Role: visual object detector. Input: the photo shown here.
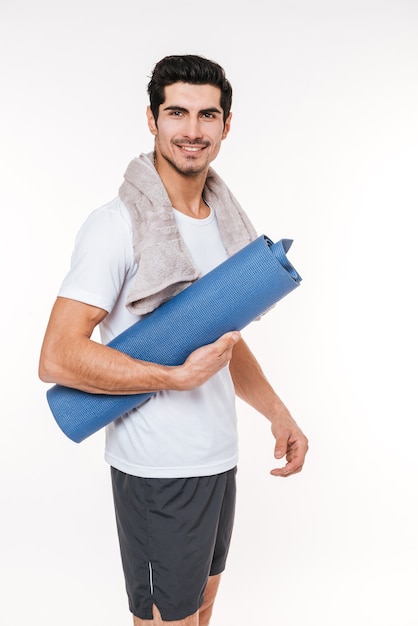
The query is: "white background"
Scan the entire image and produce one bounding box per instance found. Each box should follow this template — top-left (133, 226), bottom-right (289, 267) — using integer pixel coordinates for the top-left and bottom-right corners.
top-left (1, 1), bottom-right (417, 624)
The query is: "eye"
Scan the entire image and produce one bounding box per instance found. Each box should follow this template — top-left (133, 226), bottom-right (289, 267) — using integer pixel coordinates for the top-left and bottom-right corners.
top-left (201, 112), bottom-right (215, 119)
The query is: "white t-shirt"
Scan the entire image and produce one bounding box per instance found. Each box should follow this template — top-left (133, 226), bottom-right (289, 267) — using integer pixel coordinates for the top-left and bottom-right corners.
top-left (58, 196), bottom-right (239, 478)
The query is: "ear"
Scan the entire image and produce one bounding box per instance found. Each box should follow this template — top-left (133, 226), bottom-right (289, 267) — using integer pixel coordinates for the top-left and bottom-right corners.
top-left (222, 112), bottom-right (232, 140)
top-left (146, 106), bottom-right (158, 135)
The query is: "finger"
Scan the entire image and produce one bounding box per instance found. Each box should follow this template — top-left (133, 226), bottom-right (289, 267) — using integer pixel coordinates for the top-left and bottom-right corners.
top-left (270, 459), bottom-right (304, 477)
top-left (274, 437), bottom-right (289, 460)
top-left (270, 445), bottom-right (306, 477)
top-left (216, 331), bottom-right (241, 351)
top-left (222, 331), bottom-right (241, 344)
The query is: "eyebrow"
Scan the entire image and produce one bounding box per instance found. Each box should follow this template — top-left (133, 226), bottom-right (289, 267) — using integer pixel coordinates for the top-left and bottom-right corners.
top-left (163, 105), bottom-right (223, 115)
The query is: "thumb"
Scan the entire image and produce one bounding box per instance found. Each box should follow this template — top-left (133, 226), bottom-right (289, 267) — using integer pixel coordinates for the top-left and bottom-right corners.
top-left (274, 438), bottom-right (287, 459)
top-left (218, 331), bottom-right (241, 347)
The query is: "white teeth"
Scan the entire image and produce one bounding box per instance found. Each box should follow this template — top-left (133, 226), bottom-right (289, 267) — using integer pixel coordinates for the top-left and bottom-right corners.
top-left (182, 146), bottom-right (201, 151)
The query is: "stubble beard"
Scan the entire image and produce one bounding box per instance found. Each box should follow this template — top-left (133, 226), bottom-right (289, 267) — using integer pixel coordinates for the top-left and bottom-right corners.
top-left (158, 141), bottom-right (210, 178)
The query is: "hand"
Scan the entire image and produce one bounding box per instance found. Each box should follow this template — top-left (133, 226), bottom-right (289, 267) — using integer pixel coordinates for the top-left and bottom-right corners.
top-left (270, 408), bottom-right (309, 477)
top-left (176, 331), bottom-right (242, 390)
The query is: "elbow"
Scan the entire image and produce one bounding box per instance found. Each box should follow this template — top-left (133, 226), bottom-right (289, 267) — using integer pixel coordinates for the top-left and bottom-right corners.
top-left (38, 346), bottom-right (60, 383)
top-left (38, 359), bottom-right (53, 383)
top-left (38, 363), bottom-right (52, 383)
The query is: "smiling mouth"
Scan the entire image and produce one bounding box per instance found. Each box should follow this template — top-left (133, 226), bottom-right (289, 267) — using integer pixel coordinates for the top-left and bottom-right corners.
top-left (175, 143), bottom-right (208, 153)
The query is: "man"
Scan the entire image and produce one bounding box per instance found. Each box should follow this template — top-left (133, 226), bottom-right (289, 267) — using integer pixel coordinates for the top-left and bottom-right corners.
top-left (39, 55), bottom-right (308, 626)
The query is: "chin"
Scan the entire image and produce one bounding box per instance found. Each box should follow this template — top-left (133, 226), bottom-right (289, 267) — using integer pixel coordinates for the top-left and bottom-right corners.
top-left (175, 159), bottom-right (207, 176)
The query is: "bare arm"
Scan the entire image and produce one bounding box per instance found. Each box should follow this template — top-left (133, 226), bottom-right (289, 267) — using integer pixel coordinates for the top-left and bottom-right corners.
top-left (39, 296), bottom-right (241, 394)
top-left (229, 337), bottom-right (308, 477)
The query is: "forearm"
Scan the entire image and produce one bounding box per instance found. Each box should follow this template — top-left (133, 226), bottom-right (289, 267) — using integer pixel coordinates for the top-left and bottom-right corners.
top-left (229, 338), bottom-right (291, 422)
top-left (230, 337), bottom-right (309, 477)
top-left (39, 334), bottom-right (177, 395)
top-left (39, 297), bottom-right (240, 394)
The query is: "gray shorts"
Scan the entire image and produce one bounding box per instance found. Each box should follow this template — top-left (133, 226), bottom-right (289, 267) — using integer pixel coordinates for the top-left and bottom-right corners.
top-left (111, 466), bottom-right (237, 621)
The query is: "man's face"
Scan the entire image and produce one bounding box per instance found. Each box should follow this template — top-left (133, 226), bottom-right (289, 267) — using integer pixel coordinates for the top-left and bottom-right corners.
top-left (147, 82), bottom-right (231, 177)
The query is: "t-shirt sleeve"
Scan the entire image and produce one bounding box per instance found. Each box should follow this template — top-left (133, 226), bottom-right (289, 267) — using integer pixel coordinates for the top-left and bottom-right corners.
top-left (58, 202), bottom-right (134, 313)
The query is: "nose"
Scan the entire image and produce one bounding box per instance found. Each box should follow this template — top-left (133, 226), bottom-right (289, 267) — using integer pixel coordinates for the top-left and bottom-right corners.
top-left (182, 116), bottom-right (203, 141)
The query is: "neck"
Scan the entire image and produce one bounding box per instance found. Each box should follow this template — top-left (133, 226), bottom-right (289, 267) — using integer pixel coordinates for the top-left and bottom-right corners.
top-left (154, 153), bottom-right (209, 219)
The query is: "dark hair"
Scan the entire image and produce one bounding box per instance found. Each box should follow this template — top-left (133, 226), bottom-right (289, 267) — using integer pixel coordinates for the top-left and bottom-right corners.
top-left (147, 54), bottom-right (233, 124)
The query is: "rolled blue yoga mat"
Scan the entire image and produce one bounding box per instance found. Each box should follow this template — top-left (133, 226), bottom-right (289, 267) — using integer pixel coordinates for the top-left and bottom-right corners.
top-left (47, 235), bottom-right (302, 443)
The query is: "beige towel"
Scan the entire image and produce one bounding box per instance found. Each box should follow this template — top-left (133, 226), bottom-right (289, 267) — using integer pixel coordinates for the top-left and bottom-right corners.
top-left (119, 152), bottom-right (257, 315)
